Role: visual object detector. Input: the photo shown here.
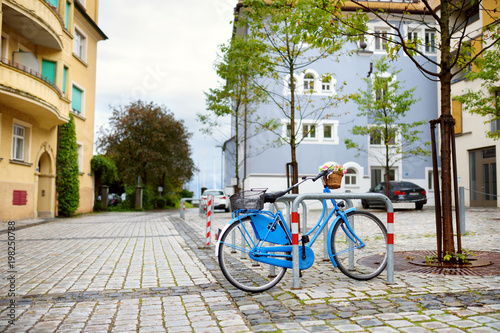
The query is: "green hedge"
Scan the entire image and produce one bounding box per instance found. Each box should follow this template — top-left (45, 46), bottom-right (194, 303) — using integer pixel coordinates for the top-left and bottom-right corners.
top-left (57, 114), bottom-right (80, 216)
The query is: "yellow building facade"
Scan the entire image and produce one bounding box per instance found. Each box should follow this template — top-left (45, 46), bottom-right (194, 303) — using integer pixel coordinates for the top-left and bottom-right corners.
top-left (449, 0), bottom-right (499, 207)
top-left (0, 0), bottom-right (106, 221)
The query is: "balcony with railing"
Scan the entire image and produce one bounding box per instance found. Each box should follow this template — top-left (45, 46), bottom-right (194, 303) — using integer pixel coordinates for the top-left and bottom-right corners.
top-left (2, 0), bottom-right (64, 50)
top-left (0, 56), bottom-right (69, 129)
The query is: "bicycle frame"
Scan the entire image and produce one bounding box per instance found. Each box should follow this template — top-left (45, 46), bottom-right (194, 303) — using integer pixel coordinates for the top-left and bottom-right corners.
top-left (215, 186), bottom-right (367, 270)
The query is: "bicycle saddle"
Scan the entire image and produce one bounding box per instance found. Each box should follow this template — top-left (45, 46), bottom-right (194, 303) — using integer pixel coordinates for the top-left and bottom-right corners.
top-left (264, 191), bottom-right (288, 203)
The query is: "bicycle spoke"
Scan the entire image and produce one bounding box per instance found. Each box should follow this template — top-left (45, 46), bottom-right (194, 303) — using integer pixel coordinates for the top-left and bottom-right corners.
top-left (218, 218), bottom-right (287, 292)
top-left (331, 211), bottom-right (387, 280)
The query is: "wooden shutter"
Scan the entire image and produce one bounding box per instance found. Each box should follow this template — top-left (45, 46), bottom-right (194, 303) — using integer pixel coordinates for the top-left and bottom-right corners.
top-left (72, 85), bottom-right (83, 113)
top-left (41, 60), bottom-right (56, 84)
top-left (13, 190), bottom-right (27, 206)
top-left (452, 99), bottom-right (462, 134)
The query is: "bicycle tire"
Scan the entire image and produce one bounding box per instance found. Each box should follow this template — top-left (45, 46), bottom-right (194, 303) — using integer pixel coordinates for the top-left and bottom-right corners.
top-left (218, 217), bottom-right (287, 292)
top-left (331, 210), bottom-right (387, 280)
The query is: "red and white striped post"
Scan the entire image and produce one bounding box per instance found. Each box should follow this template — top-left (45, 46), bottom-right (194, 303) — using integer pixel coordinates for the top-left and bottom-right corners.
top-left (206, 195), bottom-right (213, 246)
top-left (387, 210), bottom-right (394, 284)
top-left (291, 211), bottom-right (301, 289)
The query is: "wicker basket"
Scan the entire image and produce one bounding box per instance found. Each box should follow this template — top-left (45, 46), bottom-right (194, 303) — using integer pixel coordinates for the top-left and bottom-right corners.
top-left (230, 190), bottom-right (266, 211)
top-left (322, 170), bottom-right (344, 189)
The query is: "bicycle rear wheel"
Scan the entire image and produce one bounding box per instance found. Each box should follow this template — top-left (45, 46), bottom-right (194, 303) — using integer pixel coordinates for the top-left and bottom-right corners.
top-left (218, 217), bottom-right (287, 292)
top-left (331, 211), bottom-right (387, 280)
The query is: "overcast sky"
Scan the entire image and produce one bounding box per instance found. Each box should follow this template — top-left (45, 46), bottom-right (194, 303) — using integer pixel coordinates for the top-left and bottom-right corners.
top-left (94, 0), bottom-right (236, 195)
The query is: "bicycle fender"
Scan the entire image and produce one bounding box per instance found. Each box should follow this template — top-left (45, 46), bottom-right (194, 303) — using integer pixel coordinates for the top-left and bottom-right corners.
top-left (327, 207), bottom-right (357, 267)
top-left (215, 213), bottom-right (256, 257)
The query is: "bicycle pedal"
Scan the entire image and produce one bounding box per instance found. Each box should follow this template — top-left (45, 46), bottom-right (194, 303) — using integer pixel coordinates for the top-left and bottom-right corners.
top-left (302, 235), bottom-right (310, 244)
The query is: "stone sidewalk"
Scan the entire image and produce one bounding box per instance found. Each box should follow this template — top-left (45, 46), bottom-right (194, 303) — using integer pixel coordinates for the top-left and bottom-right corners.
top-left (0, 207), bottom-right (498, 332)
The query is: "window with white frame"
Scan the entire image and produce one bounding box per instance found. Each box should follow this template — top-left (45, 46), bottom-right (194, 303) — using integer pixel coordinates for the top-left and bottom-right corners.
top-left (12, 124), bottom-right (25, 161)
top-left (12, 122), bottom-right (31, 162)
top-left (428, 169), bottom-right (441, 191)
top-left (404, 25), bottom-right (437, 55)
top-left (304, 73), bottom-right (315, 91)
top-left (282, 120), bottom-right (339, 144)
top-left (284, 72), bottom-right (335, 95)
top-left (375, 76), bottom-right (391, 101)
top-left (286, 123), bottom-right (293, 138)
top-left (425, 29), bottom-right (436, 53)
top-left (344, 168), bottom-right (358, 186)
top-left (370, 126), bottom-right (397, 145)
top-left (323, 124), bottom-right (332, 139)
top-left (72, 84), bottom-right (84, 115)
top-left (371, 167), bottom-right (396, 188)
top-left (407, 30), bottom-right (420, 50)
top-left (374, 28), bottom-right (390, 51)
top-left (73, 27), bottom-right (87, 61)
top-left (321, 75), bottom-right (332, 93)
top-left (302, 124), bottom-right (316, 139)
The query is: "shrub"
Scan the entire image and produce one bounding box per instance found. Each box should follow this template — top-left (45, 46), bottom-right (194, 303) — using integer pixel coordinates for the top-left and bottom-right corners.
top-left (93, 200), bottom-right (103, 212)
top-left (57, 113), bottom-right (80, 216)
top-left (154, 196), bottom-right (166, 209)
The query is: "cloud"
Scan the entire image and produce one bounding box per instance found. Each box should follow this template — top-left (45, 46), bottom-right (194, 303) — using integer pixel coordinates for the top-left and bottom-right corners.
top-left (95, 1), bottom-right (236, 193)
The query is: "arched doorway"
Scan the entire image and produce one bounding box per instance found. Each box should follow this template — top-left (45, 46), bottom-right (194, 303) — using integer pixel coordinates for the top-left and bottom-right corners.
top-left (37, 151), bottom-right (55, 218)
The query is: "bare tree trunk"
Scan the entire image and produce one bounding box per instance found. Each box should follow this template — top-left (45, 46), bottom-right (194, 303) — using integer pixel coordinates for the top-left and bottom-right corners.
top-left (234, 106), bottom-right (240, 193)
top-left (385, 126), bottom-right (391, 198)
top-left (289, 66), bottom-right (299, 194)
top-left (439, 0), bottom-right (456, 256)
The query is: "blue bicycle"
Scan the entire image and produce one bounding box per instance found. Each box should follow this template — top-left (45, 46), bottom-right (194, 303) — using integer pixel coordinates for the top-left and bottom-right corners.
top-left (216, 169), bottom-right (388, 292)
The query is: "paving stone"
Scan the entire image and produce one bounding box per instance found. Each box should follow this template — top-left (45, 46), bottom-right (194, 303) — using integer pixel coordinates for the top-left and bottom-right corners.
top-left (4, 210), bottom-right (500, 333)
top-left (399, 327), bottom-right (432, 333)
top-left (420, 321), bottom-right (449, 329)
top-left (331, 323), bottom-right (365, 331)
top-left (386, 320), bottom-right (414, 328)
top-left (367, 327), bottom-right (399, 332)
top-left (469, 327), bottom-right (500, 333)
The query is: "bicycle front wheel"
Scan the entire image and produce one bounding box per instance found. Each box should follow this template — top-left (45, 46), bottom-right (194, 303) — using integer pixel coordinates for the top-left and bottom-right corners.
top-left (331, 211), bottom-right (387, 280)
top-left (218, 217), bottom-right (287, 292)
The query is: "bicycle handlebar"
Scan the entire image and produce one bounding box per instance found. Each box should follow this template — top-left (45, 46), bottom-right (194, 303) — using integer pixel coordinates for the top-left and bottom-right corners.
top-left (313, 169), bottom-right (328, 182)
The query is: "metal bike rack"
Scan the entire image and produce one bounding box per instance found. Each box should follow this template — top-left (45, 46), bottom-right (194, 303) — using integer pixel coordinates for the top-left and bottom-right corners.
top-left (179, 198), bottom-right (203, 219)
top-left (276, 195), bottom-right (354, 260)
top-left (290, 193), bottom-right (395, 289)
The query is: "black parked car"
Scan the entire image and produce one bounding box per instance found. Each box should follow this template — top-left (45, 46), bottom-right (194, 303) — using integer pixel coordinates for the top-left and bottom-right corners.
top-left (362, 181), bottom-right (427, 210)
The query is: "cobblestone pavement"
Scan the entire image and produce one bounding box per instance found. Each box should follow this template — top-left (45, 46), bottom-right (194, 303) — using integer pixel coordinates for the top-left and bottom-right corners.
top-left (0, 206), bottom-right (498, 332)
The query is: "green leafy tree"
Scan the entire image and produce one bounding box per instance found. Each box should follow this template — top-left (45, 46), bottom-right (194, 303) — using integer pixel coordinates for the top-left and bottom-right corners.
top-left (314, 0), bottom-right (500, 261)
top-left (456, 41), bottom-right (500, 140)
top-left (234, 0), bottom-right (354, 192)
top-left (57, 113), bottom-right (80, 216)
top-left (345, 58), bottom-right (430, 196)
top-left (97, 100), bottom-right (196, 193)
top-left (91, 154), bottom-right (118, 200)
top-left (200, 36), bottom-right (270, 191)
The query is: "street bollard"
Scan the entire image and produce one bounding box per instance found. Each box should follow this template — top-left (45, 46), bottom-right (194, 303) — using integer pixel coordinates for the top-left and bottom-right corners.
top-left (205, 195), bottom-right (213, 246)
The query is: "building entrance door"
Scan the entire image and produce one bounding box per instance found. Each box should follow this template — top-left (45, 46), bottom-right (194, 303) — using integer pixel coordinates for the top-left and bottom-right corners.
top-left (469, 147), bottom-right (497, 207)
top-left (370, 167), bottom-right (396, 189)
top-left (37, 152), bottom-right (54, 217)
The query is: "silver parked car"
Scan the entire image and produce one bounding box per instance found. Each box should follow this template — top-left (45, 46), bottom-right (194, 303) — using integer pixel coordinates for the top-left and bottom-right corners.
top-left (201, 189), bottom-right (230, 212)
